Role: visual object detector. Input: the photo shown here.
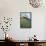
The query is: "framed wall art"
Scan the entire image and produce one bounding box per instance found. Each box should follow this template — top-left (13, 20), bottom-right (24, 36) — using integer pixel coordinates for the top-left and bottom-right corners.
top-left (20, 12), bottom-right (32, 28)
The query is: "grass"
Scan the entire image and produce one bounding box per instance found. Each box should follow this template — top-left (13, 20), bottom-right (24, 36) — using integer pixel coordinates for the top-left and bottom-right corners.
top-left (20, 17), bottom-right (31, 28)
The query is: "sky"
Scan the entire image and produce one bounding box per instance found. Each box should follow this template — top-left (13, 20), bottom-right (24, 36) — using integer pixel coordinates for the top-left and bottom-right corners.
top-left (21, 12), bottom-right (32, 19)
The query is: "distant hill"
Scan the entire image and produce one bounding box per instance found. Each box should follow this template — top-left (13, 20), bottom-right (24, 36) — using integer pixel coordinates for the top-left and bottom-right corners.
top-left (20, 17), bottom-right (31, 28)
top-left (20, 14), bottom-right (31, 20)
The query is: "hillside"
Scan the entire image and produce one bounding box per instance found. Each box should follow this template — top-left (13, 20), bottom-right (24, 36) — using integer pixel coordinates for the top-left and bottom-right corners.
top-left (20, 17), bottom-right (31, 28)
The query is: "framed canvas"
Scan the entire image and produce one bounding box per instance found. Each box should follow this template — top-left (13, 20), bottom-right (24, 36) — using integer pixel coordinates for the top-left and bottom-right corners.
top-left (20, 12), bottom-right (32, 28)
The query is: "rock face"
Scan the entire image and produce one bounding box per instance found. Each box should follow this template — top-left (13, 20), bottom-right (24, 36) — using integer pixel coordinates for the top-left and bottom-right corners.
top-left (29, 0), bottom-right (43, 8)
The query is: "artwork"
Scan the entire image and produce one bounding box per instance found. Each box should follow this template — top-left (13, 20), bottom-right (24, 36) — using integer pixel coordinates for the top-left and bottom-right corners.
top-left (0, 17), bottom-right (12, 39)
top-left (29, 0), bottom-right (44, 8)
top-left (20, 12), bottom-right (32, 28)
top-left (1, 17), bottom-right (12, 32)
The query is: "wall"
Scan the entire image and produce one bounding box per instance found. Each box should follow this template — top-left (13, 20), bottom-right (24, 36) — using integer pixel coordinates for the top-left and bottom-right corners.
top-left (44, 15), bottom-right (46, 40)
top-left (0, 0), bottom-right (46, 40)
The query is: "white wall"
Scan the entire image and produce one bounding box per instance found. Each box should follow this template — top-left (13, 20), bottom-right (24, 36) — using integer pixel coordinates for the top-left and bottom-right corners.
top-left (44, 15), bottom-right (46, 40)
top-left (0, 0), bottom-right (46, 40)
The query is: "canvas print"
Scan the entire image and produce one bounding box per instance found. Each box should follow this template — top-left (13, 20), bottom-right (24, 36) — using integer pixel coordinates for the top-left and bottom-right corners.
top-left (20, 12), bottom-right (32, 28)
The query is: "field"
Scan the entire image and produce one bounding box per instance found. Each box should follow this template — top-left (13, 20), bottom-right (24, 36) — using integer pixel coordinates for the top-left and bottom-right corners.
top-left (20, 17), bottom-right (31, 28)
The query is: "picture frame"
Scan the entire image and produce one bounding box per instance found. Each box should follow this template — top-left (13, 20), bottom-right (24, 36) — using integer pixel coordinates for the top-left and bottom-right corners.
top-left (20, 12), bottom-right (32, 28)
